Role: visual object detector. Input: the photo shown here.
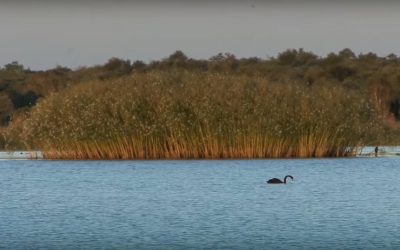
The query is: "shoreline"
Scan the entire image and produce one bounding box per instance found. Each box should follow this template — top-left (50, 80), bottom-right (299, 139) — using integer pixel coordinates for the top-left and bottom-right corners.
top-left (1, 147), bottom-right (399, 160)
top-left (0, 151), bottom-right (43, 160)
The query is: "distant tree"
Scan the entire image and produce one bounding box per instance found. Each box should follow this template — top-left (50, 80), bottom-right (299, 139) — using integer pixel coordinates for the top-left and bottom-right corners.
top-left (167, 51), bottom-right (188, 63)
top-left (338, 48), bottom-right (356, 60)
top-left (99, 58), bottom-right (132, 79)
top-left (358, 52), bottom-right (379, 63)
top-left (209, 53), bottom-right (226, 62)
top-left (104, 58), bottom-right (131, 72)
top-left (325, 53), bottom-right (341, 65)
top-left (4, 61), bottom-right (24, 73)
top-left (52, 66), bottom-right (72, 75)
top-left (277, 49), bottom-right (318, 66)
top-left (209, 53), bottom-right (239, 71)
top-left (386, 53), bottom-right (398, 61)
top-left (132, 60), bottom-right (147, 71)
top-left (296, 49), bottom-right (319, 65)
top-left (277, 49), bottom-right (298, 65)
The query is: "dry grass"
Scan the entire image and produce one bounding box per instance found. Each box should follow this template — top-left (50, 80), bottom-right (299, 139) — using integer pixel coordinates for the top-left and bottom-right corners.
top-left (19, 71), bottom-right (381, 159)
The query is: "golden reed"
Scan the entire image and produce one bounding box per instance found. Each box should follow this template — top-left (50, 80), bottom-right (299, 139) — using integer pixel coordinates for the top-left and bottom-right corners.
top-left (42, 134), bottom-right (357, 160)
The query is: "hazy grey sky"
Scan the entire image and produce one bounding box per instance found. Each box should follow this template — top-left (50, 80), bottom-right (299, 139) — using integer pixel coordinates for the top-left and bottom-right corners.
top-left (1, 1), bottom-right (400, 70)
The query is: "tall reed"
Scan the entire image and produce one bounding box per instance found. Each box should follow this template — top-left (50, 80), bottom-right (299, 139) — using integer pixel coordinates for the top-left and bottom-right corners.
top-left (21, 71), bottom-right (381, 159)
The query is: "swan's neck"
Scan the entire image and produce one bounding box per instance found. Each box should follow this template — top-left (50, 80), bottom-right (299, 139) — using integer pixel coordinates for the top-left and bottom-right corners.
top-left (284, 176), bottom-right (291, 183)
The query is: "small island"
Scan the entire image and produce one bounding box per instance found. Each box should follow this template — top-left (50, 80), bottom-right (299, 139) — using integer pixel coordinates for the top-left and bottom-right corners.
top-left (1, 49), bottom-right (399, 159)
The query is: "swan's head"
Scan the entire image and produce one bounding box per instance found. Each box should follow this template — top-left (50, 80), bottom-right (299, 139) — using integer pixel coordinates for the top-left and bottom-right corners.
top-left (285, 175), bottom-right (294, 181)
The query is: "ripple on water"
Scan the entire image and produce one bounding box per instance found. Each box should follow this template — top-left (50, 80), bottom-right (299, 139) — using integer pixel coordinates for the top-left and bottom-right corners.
top-left (1, 158), bottom-right (400, 249)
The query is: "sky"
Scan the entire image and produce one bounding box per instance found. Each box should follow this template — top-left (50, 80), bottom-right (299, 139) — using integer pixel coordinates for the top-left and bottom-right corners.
top-left (1, 0), bottom-right (400, 70)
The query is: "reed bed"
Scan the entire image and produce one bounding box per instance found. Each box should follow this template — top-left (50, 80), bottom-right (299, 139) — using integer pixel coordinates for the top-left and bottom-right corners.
top-left (20, 71), bottom-right (381, 159)
top-left (42, 135), bottom-right (356, 160)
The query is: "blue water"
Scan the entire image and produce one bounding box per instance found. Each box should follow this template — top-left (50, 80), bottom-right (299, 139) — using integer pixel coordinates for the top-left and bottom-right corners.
top-left (1, 158), bottom-right (400, 249)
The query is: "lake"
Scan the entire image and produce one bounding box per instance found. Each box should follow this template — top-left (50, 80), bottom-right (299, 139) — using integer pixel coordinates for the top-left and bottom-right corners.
top-left (1, 158), bottom-right (400, 249)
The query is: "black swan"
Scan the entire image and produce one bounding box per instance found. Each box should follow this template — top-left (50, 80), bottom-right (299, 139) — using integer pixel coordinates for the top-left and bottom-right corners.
top-left (267, 175), bottom-right (294, 184)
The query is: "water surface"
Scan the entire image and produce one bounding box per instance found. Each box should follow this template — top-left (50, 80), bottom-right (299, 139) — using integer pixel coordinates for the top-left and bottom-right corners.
top-left (1, 158), bottom-right (399, 249)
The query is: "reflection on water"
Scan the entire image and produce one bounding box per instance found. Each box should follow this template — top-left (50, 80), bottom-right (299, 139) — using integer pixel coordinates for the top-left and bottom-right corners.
top-left (1, 158), bottom-right (400, 249)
